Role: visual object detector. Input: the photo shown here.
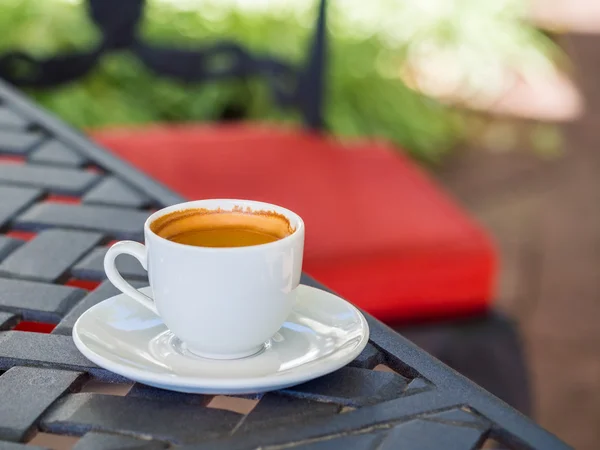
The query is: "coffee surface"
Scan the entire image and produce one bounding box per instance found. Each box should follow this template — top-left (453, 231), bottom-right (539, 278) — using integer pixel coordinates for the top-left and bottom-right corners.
top-left (150, 206), bottom-right (294, 248)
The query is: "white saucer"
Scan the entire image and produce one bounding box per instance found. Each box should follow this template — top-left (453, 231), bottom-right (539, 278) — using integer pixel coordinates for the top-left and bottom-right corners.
top-left (73, 285), bottom-right (369, 394)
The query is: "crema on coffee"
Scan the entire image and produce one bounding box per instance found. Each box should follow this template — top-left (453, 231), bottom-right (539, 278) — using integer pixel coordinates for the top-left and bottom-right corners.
top-left (150, 206), bottom-right (295, 248)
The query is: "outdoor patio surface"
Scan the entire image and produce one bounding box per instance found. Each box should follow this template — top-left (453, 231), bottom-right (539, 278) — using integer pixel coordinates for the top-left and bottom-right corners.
top-left (437, 33), bottom-right (600, 450)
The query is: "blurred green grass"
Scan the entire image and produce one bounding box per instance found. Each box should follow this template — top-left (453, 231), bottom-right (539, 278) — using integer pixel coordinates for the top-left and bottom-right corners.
top-left (0, 0), bottom-right (558, 163)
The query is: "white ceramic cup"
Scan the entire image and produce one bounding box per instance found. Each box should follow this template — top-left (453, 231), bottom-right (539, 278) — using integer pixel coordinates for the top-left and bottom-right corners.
top-left (104, 199), bottom-right (305, 360)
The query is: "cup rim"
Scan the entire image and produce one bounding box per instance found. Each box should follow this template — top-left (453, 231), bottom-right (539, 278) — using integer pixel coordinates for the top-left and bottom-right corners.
top-left (144, 198), bottom-right (304, 252)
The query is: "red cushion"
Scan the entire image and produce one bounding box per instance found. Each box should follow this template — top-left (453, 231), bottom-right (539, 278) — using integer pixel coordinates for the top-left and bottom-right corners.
top-left (93, 124), bottom-right (496, 323)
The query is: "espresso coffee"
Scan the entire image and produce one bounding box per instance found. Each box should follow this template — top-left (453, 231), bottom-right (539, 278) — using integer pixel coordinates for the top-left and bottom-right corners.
top-left (150, 206), bottom-right (294, 248)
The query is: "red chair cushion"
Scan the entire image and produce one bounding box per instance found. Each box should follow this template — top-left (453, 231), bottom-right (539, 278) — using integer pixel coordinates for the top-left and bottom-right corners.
top-left (93, 124), bottom-right (496, 323)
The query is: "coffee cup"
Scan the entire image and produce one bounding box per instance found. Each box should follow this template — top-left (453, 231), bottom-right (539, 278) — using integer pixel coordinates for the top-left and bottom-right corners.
top-left (104, 199), bottom-right (305, 359)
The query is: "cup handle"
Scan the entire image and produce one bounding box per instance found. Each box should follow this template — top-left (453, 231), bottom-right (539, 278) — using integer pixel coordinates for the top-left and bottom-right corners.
top-left (104, 241), bottom-right (158, 315)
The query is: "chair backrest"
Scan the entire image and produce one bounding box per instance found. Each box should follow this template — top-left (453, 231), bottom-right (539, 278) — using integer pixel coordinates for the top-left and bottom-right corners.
top-left (0, 0), bottom-right (327, 131)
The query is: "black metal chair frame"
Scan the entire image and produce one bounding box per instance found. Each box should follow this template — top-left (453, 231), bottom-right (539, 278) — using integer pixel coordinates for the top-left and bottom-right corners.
top-left (0, 0), bottom-right (327, 131)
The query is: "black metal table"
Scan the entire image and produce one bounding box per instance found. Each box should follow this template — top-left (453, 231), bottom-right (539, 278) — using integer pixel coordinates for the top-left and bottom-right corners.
top-left (0, 78), bottom-right (570, 450)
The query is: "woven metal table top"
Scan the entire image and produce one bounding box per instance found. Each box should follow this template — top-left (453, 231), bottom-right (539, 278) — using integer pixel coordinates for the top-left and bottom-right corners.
top-left (0, 78), bottom-right (570, 450)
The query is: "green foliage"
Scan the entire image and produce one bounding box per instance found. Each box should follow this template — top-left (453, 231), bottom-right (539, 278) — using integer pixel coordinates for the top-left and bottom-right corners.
top-left (0, 0), bottom-right (555, 162)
